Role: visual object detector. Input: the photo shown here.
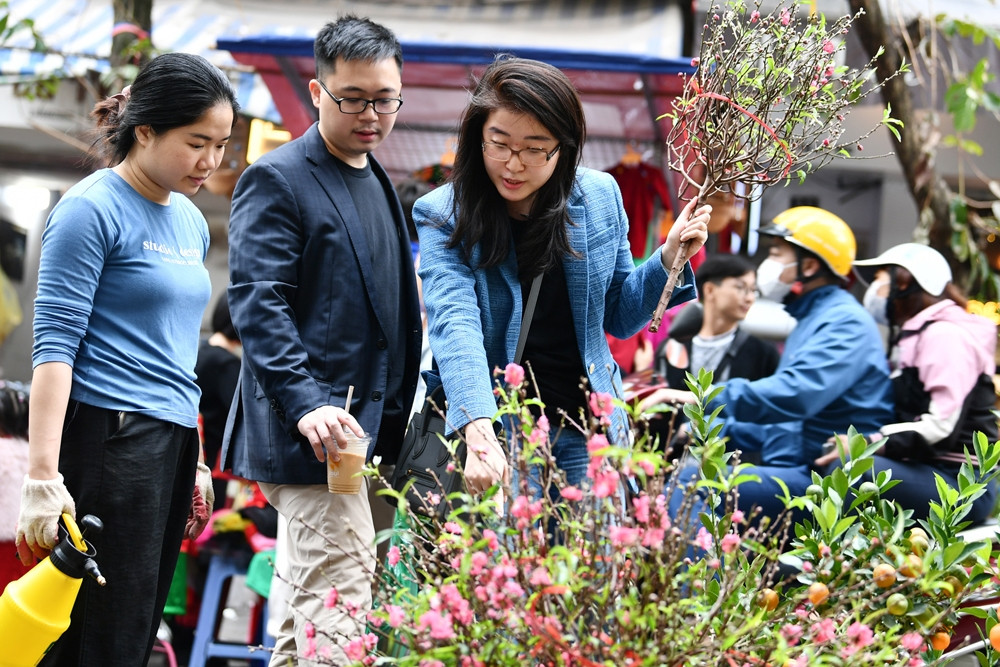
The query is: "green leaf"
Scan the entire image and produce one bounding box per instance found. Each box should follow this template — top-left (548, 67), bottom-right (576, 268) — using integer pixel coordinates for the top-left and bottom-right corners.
top-left (945, 82), bottom-right (979, 132)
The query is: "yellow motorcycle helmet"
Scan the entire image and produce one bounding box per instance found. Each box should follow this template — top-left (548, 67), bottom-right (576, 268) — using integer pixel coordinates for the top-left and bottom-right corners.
top-left (759, 206), bottom-right (857, 278)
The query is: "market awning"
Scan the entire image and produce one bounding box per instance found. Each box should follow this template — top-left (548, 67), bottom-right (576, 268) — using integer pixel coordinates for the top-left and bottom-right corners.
top-left (3, 0), bottom-right (695, 179)
top-left (3, 0), bottom-right (691, 126)
top-left (220, 35), bottom-right (694, 139)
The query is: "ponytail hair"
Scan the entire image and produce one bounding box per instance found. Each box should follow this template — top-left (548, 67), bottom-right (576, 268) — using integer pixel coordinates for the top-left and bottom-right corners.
top-left (90, 52), bottom-right (239, 166)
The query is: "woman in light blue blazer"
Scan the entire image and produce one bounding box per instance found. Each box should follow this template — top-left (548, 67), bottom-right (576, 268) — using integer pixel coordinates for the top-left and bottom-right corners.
top-left (413, 57), bottom-right (710, 495)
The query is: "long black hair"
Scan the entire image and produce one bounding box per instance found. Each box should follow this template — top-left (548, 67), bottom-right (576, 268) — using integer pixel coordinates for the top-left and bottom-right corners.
top-left (90, 52), bottom-right (239, 166)
top-left (448, 56), bottom-right (586, 279)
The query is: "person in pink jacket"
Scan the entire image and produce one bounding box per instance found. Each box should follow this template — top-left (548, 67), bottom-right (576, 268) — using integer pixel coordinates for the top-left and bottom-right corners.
top-left (817, 243), bottom-right (998, 523)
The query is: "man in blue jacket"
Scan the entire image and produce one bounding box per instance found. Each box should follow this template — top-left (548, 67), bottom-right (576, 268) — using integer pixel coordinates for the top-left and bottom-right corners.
top-left (222, 15), bottom-right (422, 664)
top-left (671, 207), bottom-right (893, 522)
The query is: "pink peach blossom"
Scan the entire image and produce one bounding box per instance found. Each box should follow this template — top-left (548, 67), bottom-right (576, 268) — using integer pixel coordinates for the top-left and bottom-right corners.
top-left (843, 621), bottom-right (874, 656)
top-left (470, 550), bottom-right (488, 574)
top-left (694, 527), bottom-right (713, 551)
top-left (592, 468), bottom-right (620, 498)
top-left (589, 391), bottom-right (614, 418)
top-left (900, 632), bottom-right (925, 652)
top-left (344, 636), bottom-right (367, 661)
top-left (386, 604), bottom-right (405, 628)
top-left (811, 617), bottom-right (836, 643)
top-left (324, 587), bottom-right (339, 608)
top-left (587, 433), bottom-right (610, 454)
top-left (782, 623), bottom-right (804, 645)
top-left (530, 566), bottom-right (552, 586)
top-left (610, 526), bottom-right (640, 547)
top-left (633, 494), bottom-right (651, 523)
top-left (561, 485), bottom-right (584, 501)
top-left (503, 362), bottom-right (524, 386)
top-left (418, 609), bottom-right (455, 640)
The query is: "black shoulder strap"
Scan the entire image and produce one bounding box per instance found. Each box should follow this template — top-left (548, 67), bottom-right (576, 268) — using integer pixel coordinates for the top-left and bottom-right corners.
top-left (713, 328), bottom-right (748, 380)
top-left (514, 275), bottom-right (543, 363)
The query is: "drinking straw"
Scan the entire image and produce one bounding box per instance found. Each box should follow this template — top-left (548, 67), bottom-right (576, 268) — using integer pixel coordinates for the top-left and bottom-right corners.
top-left (345, 385), bottom-right (354, 412)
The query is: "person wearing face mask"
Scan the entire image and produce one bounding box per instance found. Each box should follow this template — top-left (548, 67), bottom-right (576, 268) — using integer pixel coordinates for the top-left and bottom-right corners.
top-left (862, 268), bottom-right (891, 328)
top-left (667, 207), bottom-right (894, 522)
top-left (816, 243), bottom-right (998, 523)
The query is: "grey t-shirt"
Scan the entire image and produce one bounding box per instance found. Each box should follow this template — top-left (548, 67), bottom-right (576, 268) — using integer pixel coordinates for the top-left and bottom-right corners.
top-left (690, 328), bottom-right (737, 382)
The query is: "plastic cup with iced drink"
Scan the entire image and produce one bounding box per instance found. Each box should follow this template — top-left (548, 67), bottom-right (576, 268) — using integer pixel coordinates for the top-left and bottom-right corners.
top-left (327, 433), bottom-right (370, 494)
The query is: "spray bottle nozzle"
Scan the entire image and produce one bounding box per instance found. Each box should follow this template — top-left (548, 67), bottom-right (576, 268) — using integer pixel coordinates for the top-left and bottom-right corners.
top-left (83, 558), bottom-right (106, 586)
top-left (77, 515), bottom-right (106, 586)
top-left (53, 514), bottom-right (106, 585)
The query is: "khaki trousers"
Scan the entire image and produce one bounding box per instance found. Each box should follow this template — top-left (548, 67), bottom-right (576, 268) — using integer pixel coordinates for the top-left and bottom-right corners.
top-left (260, 481), bottom-right (377, 666)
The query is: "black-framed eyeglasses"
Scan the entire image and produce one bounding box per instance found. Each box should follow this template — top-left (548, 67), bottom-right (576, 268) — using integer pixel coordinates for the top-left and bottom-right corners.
top-left (317, 80), bottom-right (403, 115)
top-left (482, 141), bottom-right (560, 167)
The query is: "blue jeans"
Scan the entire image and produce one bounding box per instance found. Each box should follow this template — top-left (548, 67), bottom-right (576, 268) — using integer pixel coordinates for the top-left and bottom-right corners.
top-left (860, 455), bottom-right (997, 524)
top-left (39, 401), bottom-right (199, 667)
top-left (668, 461), bottom-right (813, 532)
top-left (508, 420), bottom-right (589, 501)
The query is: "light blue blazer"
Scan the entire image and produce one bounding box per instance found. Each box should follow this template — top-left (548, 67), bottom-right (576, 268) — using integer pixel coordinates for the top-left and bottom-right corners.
top-left (413, 167), bottom-right (696, 444)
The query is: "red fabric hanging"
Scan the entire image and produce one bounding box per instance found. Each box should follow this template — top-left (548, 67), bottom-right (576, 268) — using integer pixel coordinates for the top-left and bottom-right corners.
top-left (607, 161), bottom-right (673, 260)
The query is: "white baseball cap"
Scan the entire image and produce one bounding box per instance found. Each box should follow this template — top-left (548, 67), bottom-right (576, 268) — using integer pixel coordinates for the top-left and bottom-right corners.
top-left (853, 243), bottom-right (952, 296)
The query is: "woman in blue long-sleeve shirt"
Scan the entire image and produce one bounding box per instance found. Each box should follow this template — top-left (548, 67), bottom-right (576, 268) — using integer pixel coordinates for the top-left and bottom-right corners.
top-left (15, 53), bottom-right (239, 666)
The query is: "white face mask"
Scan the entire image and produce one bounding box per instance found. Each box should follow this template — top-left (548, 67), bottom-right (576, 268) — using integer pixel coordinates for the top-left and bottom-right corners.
top-left (756, 259), bottom-right (796, 303)
top-left (863, 279), bottom-right (889, 326)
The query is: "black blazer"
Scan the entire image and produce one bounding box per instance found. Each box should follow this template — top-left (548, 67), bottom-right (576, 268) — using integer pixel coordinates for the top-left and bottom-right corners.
top-left (222, 124), bottom-right (422, 484)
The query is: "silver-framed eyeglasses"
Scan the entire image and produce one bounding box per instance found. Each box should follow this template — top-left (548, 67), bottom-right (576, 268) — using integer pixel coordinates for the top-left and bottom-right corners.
top-left (726, 281), bottom-right (760, 298)
top-left (317, 80), bottom-right (403, 115)
top-left (482, 141), bottom-right (560, 167)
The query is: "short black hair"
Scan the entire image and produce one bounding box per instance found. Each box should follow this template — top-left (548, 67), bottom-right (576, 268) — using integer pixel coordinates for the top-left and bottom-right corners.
top-left (211, 293), bottom-right (239, 342)
top-left (314, 14), bottom-right (403, 81)
top-left (396, 178), bottom-right (434, 242)
top-left (0, 380), bottom-right (29, 439)
top-left (695, 253), bottom-right (757, 295)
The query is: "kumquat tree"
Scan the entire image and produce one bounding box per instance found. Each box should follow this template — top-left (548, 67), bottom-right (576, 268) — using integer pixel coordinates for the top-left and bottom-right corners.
top-left (268, 367), bottom-right (1000, 667)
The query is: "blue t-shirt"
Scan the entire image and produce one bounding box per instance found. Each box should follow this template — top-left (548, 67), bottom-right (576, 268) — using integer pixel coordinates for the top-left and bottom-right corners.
top-left (33, 169), bottom-right (211, 427)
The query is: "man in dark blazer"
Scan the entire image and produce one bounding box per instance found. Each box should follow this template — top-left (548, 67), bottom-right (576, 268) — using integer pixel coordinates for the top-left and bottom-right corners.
top-left (222, 15), bottom-right (421, 665)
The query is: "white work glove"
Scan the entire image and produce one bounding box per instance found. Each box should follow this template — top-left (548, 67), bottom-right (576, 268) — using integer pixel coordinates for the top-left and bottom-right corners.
top-left (185, 462), bottom-right (215, 540)
top-left (15, 473), bottom-right (76, 565)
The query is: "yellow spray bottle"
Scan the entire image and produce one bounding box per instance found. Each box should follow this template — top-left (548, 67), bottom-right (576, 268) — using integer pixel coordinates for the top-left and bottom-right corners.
top-left (0, 514), bottom-right (105, 667)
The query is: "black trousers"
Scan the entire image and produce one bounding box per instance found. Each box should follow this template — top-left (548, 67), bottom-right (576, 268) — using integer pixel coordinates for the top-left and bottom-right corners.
top-left (39, 401), bottom-right (198, 667)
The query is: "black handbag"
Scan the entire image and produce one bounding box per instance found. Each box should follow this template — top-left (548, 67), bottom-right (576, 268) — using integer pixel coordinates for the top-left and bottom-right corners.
top-left (389, 275), bottom-right (542, 519)
top-left (388, 384), bottom-right (461, 519)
